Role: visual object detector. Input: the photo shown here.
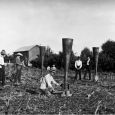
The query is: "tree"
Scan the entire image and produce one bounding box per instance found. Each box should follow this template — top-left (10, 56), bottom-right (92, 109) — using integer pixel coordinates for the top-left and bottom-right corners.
top-left (101, 40), bottom-right (115, 59)
top-left (45, 46), bottom-right (53, 56)
top-left (81, 47), bottom-right (92, 58)
top-left (80, 47), bottom-right (92, 69)
top-left (98, 39), bottom-right (115, 72)
top-left (98, 51), bottom-right (114, 72)
top-left (30, 51), bottom-right (64, 69)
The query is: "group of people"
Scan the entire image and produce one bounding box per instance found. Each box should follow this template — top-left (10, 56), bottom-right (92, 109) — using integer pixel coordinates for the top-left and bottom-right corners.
top-left (40, 56), bottom-right (92, 97)
top-left (0, 49), bottom-right (92, 98)
top-left (0, 50), bottom-right (60, 97)
top-left (0, 51), bottom-right (25, 86)
top-left (75, 56), bottom-right (91, 81)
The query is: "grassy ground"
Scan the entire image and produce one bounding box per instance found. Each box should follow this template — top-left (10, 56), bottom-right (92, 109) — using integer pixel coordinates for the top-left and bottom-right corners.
top-left (0, 67), bottom-right (115, 114)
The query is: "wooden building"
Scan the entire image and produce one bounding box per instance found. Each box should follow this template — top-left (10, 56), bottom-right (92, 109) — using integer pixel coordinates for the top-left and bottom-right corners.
top-left (14, 45), bottom-right (40, 66)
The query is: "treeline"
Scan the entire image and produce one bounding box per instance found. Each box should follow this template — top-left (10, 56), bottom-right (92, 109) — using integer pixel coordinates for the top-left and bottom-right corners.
top-left (30, 51), bottom-right (77, 70)
top-left (31, 39), bottom-right (115, 72)
top-left (78, 39), bottom-right (115, 72)
top-left (81, 39), bottom-right (115, 72)
top-left (98, 40), bottom-right (115, 72)
top-left (4, 39), bottom-right (115, 72)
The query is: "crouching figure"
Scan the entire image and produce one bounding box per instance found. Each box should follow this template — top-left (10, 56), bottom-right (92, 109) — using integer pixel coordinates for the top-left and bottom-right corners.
top-left (40, 69), bottom-right (60, 97)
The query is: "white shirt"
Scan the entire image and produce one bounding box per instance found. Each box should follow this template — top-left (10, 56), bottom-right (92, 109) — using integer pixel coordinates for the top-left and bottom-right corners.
top-left (40, 73), bottom-right (59, 90)
top-left (75, 60), bottom-right (82, 69)
top-left (0, 55), bottom-right (4, 68)
top-left (40, 77), bottom-right (47, 89)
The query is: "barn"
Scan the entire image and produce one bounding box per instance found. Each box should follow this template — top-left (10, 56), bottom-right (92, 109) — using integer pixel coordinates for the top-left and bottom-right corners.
top-left (14, 45), bottom-right (40, 66)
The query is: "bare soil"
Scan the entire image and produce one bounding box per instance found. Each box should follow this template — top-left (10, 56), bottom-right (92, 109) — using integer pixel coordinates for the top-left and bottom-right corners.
top-left (0, 67), bottom-right (115, 114)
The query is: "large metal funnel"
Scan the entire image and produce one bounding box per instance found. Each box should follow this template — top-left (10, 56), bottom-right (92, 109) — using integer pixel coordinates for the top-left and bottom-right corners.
top-left (92, 47), bottom-right (99, 80)
top-left (40, 46), bottom-right (46, 77)
top-left (62, 38), bottom-right (73, 93)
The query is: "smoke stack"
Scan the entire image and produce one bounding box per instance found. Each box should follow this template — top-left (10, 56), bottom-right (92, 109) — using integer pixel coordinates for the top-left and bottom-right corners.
top-left (40, 46), bottom-right (45, 77)
top-left (92, 47), bottom-right (99, 81)
top-left (62, 38), bottom-right (73, 96)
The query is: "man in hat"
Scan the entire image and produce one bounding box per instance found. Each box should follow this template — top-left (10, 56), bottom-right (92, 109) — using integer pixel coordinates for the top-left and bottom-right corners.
top-left (0, 50), bottom-right (6, 86)
top-left (40, 68), bottom-right (60, 97)
top-left (15, 53), bottom-right (24, 85)
top-left (51, 65), bottom-right (57, 74)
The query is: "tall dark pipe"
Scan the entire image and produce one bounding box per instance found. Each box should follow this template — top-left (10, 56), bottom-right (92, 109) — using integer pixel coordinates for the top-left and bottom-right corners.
top-left (40, 46), bottom-right (45, 77)
top-left (92, 47), bottom-right (99, 78)
top-left (62, 38), bottom-right (73, 91)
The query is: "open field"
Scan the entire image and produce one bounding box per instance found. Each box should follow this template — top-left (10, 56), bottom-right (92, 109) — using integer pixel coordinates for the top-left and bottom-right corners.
top-left (0, 67), bottom-right (115, 114)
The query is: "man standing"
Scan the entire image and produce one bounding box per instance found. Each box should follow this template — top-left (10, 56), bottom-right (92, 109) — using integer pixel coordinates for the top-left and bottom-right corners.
top-left (0, 50), bottom-right (6, 86)
top-left (84, 57), bottom-right (91, 80)
top-left (75, 56), bottom-right (82, 80)
top-left (15, 53), bottom-right (24, 85)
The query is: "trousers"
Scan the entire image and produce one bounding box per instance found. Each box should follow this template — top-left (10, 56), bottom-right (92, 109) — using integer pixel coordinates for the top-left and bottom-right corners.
top-left (0, 65), bottom-right (5, 85)
top-left (84, 66), bottom-right (91, 80)
top-left (39, 88), bottom-right (54, 97)
top-left (75, 69), bottom-right (82, 80)
top-left (15, 64), bottom-right (22, 83)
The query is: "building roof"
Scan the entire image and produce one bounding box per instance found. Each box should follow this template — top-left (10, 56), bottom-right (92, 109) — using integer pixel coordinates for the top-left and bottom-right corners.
top-left (14, 45), bottom-right (39, 52)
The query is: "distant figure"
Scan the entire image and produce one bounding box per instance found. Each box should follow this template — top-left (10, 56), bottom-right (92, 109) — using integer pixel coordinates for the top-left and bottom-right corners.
top-left (51, 65), bottom-right (56, 73)
top-left (75, 56), bottom-right (82, 80)
top-left (47, 66), bottom-right (50, 71)
top-left (84, 57), bottom-right (91, 80)
top-left (0, 50), bottom-right (6, 86)
top-left (40, 69), bottom-right (59, 97)
top-left (24, 57), bottom-right (28, 67)
top-left (15, 53), bottom-right (24, 85)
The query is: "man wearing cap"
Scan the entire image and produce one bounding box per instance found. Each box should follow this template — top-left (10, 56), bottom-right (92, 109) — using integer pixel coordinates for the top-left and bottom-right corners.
top-left (15, 53), bottom-right (24, 85)
top-left (0, 50), bottom-right (6, 86)
top-left (40, 69), bottom-right (60, 97)
top-left (84, 57), bottom-right (91, 80)
top-left (51, 65), bottom-right (56, 74)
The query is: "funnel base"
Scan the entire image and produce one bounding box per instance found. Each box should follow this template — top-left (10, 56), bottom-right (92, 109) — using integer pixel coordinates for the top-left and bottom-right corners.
top-left (61, 90), bottom-right (72, 97)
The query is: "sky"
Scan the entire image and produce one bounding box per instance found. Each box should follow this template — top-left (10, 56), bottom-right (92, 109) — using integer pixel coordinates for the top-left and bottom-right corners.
top-left (0, 0), bottom-right (115, 55)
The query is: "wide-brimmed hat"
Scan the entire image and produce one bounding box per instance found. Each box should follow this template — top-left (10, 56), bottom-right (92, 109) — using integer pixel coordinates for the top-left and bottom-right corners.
top-left (16, 53), bottom-right (23, 56)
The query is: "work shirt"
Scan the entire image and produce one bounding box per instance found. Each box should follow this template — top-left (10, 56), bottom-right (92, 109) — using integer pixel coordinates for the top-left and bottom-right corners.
top-left (16, 56), bottom-right (22, 66)
top-left (40, 77), bottom-right (46, 89)
top-left (40, 73), bottom-right (59, 90)
top-left (75, 60), bottom-right (82, 70)
top-left (0, 55), bottom-right (4, 68)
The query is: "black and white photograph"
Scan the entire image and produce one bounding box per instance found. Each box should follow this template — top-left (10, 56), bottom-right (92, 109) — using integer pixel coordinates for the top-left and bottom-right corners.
top-left (0, 0), bottom-right (115, 114)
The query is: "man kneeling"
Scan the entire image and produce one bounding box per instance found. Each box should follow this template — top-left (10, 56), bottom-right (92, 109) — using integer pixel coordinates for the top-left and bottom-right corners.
top-left (40, 69), bottom-right (59, 97)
